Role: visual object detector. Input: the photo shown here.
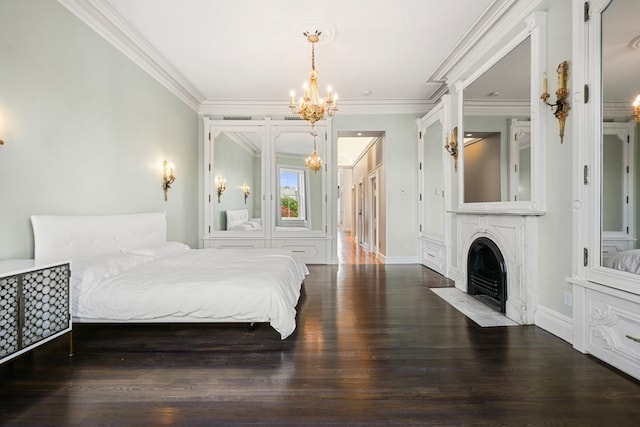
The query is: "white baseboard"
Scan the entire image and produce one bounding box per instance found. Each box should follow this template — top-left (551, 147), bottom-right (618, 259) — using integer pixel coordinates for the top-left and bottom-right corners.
top-left (535, 304), bottom-right (573, 344)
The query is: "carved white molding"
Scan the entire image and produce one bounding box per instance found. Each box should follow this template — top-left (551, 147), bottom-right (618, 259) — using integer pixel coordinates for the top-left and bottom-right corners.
top-left (590, 306), bottom-right (618, 349)
top-left (456, 214), bottom-right (539, 324)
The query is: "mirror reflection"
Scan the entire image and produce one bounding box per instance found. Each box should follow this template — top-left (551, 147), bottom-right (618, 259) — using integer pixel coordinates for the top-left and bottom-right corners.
top-left (212, 130), bottom-right (263, 232)
top-left (462, 36), bottom-right (531, 203)
top-left (600, 0), bottom-right (640, 273)
top-left (273, 130), bottom-right (324, 232)
top-left (422, 118), bottom-right (445, 237)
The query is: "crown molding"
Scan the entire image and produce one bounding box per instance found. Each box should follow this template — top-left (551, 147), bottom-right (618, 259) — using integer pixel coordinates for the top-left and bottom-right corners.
top-left (199, 99), bottom-right (434, 116)
top-left (463, 99), bottom-right (530, 116)
top-left (58, 0), bottom-right (204, 111)
top-left (603, 101), bottom-right (637, 120)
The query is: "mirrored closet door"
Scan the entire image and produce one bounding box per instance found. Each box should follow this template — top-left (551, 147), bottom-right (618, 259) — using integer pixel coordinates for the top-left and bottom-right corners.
top-left (202, 118), bottom-right (332, 263)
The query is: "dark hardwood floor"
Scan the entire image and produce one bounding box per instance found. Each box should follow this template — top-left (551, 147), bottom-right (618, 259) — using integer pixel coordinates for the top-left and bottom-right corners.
top-left (1, 264), bottom-right (639, 426)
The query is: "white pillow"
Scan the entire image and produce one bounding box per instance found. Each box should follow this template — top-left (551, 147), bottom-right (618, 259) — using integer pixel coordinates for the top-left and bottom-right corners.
top-left (226, 209), bottom-right (249, 229)
top-left (124, 241), bottom-right (191, 259)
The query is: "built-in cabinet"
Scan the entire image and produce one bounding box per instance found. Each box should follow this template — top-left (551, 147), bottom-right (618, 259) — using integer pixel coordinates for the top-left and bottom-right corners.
top-left (0, 260), bottom-right (71, 365)
top-left (202, 118), bottom-right (332, 264)
top-left (417, 98), bottom-right (452, 276)
top-left (571, 0), bottom-right (640, 380)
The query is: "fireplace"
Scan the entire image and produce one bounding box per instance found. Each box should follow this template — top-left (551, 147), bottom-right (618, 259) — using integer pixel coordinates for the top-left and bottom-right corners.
top-left (467, 237), bottom-right (506, 313)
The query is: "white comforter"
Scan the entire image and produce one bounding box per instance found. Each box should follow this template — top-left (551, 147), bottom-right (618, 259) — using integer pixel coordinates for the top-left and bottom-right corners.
top-left (71, 247), bottom-right (308, 339)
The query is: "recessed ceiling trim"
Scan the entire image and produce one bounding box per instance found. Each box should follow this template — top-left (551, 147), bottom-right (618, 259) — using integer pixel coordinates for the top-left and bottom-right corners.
top-left (58, 0), bottom-right (204, 111)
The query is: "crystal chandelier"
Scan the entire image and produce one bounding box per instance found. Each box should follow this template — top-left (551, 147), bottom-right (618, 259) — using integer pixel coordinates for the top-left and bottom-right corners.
top-left (305, 132), bottom-right (322, 173)
top-left (289, 31), bottom-right (337, 126)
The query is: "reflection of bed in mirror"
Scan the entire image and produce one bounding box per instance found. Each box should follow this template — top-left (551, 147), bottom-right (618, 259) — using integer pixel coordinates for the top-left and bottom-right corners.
top-left (604, 249), bottom-right (640, 274)
top-left (225, 209), bottom-right (262, 231)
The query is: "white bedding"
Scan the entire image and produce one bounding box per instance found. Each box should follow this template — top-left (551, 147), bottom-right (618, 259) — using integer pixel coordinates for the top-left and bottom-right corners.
top-left (71, 247), bottom-right (307, 339)
top-left (604, 249), bottom-right (640, 274)
top-left (31, 213), bottom-right (308, 339)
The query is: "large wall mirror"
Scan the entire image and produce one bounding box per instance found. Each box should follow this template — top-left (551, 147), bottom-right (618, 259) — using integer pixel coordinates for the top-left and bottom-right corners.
top-left (206, 124), bottom-right (265, 235)
top-left (271, 125), bottom-right (327, 236)
top-left (421, 114), bottom-right (445, 239)
top-left (456, 12), bottom-right (546, 214)
top-left (598, 0), bottom-right (640, 275)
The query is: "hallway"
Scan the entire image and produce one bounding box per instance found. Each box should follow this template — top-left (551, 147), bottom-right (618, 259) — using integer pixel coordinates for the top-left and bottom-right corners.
top-left (337, 229), bottom-right (382, 264)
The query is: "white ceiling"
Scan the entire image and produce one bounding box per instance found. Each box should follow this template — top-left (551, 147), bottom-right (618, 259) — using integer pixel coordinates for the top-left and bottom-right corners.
top-left (61, 0), bottom-right (501, 114)
top-left (60, 0), bottom-right (510, 166)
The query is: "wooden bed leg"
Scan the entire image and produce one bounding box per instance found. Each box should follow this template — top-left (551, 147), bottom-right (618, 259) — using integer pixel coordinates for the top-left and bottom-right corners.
top-left (69, 330), bottom-right (74, 357)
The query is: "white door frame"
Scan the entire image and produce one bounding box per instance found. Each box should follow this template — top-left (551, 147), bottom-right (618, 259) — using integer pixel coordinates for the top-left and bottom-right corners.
top-left (368, 170), bottom-right (379, 255)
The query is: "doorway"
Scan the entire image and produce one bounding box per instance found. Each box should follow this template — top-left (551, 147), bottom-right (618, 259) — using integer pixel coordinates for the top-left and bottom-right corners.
top-left (336, 131), bottom-right (385, 264)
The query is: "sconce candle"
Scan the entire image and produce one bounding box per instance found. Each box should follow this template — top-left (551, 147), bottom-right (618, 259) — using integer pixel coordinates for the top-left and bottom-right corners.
top-left (443, 127), bottom-right (459, 171)
top-left (216, 177), bottom-right (227, 203)
top-left (242, 183), bottom-right (251, 204)
top-left (541, 61), bottom-right (570, 142)
top-left (162, 160), bottom-right (176, 201)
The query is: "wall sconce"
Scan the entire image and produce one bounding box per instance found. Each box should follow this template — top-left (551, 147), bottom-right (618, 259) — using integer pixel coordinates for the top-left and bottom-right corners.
top-left (241, 183), bottom-right (250, 204)
top-left (216, 177), bottom-right (226, 203)
top-left (632, 95), bottom-right (640, 122)
top-left (162, 160), bottom-right (175, 202)
top-left (541, 61), bottom-right (570, 143)
top-left (0, 139), bottom-right (4, 147)
top-left (444, 126), bottom-right (459, 171)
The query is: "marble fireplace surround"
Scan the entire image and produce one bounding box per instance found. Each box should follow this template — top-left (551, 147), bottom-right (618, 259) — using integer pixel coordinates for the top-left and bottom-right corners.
top-left (455, 214), bottom-right (539, 324)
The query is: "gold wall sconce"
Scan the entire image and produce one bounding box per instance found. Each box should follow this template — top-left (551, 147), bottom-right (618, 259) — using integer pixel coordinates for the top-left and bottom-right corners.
top-left (216, 177), bottom-right (227, 203)
top-left (632, 95), bottom-right (640, 122)
top-left (162, 160), bottom-right (175, 202)
top-left (241, 183), bottom-right (250, 204)
top-left (444, 126), bottom-right (459, 171)
top-left (541, 61), bottom-right (570, 143)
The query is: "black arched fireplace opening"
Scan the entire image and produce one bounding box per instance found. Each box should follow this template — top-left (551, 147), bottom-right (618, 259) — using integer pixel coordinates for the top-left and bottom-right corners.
top-left (467, 237), bottom-right (507, 313)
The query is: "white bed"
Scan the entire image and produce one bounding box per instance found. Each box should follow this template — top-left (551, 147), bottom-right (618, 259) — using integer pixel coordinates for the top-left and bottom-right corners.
top-left (30, 213), bottom-right (308, 339)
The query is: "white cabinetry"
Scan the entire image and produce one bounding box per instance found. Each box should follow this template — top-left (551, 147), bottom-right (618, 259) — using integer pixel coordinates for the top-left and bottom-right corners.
top-left (0, 260), bottom-right (71, 364)
top-left (202, 118), bottom-right (332, 264)
top-left (571, 0), bottom-right (640, 380)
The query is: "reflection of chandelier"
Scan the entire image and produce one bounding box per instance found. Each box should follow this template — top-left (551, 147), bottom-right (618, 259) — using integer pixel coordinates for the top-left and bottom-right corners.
top-left (289, 31), bottom-right (337, 126)
top-left (305, 132), bottom-right (322, 173)
top-left (633, 95), bottom-right (640, 122)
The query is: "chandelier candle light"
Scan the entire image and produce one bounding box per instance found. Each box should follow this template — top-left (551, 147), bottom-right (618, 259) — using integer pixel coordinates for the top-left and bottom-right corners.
top-left (306, 132), bottom-right (322, 173)
top-left (289, 31), bottom-right (338, 126)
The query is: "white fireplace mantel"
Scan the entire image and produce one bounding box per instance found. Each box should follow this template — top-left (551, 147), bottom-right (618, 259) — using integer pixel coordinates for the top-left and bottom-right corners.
top-left (456, 214), bottom-right (539, 324)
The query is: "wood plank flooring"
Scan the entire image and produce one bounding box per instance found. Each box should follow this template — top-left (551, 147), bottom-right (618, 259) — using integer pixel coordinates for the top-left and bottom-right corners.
top-left (1, 264), bottom-right (639, 426)
top-left (337, 230), bottom-right (382, 264)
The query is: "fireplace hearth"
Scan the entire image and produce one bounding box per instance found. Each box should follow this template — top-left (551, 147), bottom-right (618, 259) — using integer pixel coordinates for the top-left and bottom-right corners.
top-left (467, 237), bottom-right (506, 313)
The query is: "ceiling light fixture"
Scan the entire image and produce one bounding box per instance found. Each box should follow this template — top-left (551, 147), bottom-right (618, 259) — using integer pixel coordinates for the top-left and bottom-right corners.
top-left (289, 31), bottom-right (337, 127)
top-left (305, 132), bottom-right (322, 173)
top-left (633, 95), bottom-right (640, 122)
